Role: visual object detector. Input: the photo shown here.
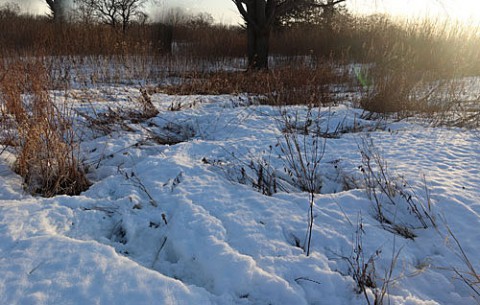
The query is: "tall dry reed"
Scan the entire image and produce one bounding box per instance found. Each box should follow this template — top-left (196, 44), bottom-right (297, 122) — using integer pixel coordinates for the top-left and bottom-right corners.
top-left (0, 59), bottom-right (90, 196)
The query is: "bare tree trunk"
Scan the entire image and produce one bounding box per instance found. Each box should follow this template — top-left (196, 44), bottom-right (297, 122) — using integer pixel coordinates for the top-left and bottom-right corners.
top-left (245, 0), bottom-right (271, 70)
top-left (248, 26), bottom-right (270, 69)
top-left (154, 24), bottom-right (173, 54)
top-left (247, 20), bottom-right (256, 67)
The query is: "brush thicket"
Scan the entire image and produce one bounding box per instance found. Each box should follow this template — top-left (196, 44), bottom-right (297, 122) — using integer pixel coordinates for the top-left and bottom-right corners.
top-left (0, 59), bottom-right (90, 197)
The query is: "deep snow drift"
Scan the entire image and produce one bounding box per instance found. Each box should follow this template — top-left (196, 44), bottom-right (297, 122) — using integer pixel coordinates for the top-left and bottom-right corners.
top-left (0, 87), bottom-right (479, 305)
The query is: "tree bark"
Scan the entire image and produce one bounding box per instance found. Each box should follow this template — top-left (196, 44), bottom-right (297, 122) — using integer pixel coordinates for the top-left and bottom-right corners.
top-left (247, 26), bottom-right (270, 69)
top-left (244, 0), bottom-right (272, 70)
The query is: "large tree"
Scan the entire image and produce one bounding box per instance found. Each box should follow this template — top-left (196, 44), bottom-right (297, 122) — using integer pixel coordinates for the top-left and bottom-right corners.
top-left (75, 0), bottom-right (148, 34)
top-left (232, 0), bottom-right (346, 69)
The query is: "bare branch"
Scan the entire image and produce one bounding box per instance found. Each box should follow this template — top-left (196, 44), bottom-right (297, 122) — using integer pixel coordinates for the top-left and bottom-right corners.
top-left (232, 0), bottom-right (249, 20)
top-left (75, 0), bottom-right (147, 32)
top-left (311, 0), bottom-right (347, 8)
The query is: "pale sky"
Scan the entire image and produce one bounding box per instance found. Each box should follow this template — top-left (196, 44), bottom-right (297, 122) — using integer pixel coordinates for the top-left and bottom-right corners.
top-left (2, 0), bottom-right (480, 25)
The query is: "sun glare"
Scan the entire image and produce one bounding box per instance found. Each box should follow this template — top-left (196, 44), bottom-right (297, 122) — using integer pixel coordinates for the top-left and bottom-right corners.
top-left (350, 0), bottom-right (480, 26)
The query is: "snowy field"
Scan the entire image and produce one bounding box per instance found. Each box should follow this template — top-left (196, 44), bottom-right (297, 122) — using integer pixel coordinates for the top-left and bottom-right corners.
top-left (0, 85), bottom-right (479, 305)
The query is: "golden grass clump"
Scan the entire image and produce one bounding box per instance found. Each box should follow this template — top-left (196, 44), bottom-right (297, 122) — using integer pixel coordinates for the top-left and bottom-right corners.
top-left (0, 59), bottom-right (90, 197)
top-left (159, 62), bottom-right (350, 106)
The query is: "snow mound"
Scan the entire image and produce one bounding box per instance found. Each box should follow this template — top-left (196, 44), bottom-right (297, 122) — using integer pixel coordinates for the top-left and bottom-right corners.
top-left (0, 88), bottom-right (478, 305)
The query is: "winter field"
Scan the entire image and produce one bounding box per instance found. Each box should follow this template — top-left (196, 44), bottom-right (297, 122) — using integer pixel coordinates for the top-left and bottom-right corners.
top-left (0, 55), bottom-right (479, 305)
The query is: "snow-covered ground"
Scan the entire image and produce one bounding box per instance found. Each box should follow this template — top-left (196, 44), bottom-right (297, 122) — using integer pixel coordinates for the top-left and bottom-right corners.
top-left (0, 86), bottom-right (479, 305)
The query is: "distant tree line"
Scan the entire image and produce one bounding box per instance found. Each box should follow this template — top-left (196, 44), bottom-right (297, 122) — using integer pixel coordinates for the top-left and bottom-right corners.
top-left (0, 0), bottom-right (349, 67)
top-left (41, 0), bottom-right (348, 69)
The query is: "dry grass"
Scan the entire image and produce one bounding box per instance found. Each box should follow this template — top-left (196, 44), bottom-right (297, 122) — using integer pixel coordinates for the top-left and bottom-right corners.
top-left (158, 62), bottom-right (350, 106)
top-left (0, 11), bottom-right (171, 57)
top-left (2, 8), bottom-right (480, 73)
top-left (355, 18), bottom-right (480, 117)
top-left (358, 137), bottom-right (436, 239)
top-left (0, 59), bottom-right (90, 197)
top-left (447, 226), bottom-right (480, 302)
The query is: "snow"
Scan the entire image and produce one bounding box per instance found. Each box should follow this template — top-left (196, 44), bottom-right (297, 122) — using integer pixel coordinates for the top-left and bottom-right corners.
top-left (0, 84), bottom-right (479, 305)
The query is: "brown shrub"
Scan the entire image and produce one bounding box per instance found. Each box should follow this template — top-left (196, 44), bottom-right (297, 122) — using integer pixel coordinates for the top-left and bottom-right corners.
top-left (0, 59), bottom-right (90, 197)
top-left (158, 62), bottom-right (350, 106)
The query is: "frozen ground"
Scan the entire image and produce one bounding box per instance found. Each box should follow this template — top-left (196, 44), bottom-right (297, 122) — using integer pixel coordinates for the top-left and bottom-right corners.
top-left (0, 86), bottom-right (479, 305)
